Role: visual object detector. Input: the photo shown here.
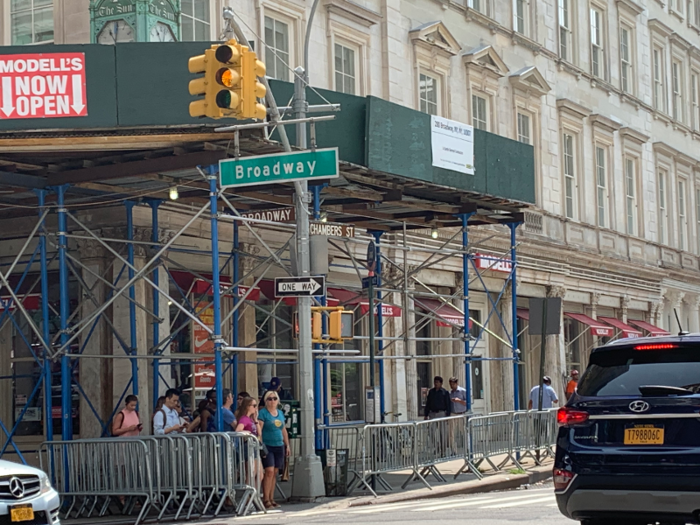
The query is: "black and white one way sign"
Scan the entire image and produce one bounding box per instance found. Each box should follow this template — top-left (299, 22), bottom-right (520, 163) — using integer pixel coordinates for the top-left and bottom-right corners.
top-left (275, 276), bottom-right (326, 297)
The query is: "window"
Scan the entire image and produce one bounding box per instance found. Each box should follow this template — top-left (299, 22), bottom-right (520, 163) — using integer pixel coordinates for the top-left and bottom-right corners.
top-left (334, 44), bottom-right (356, 95)
top-left (468, 0), bottom-right (487, 14)
top-left (590, 7), bottom-right (605, 79)
top-left (692, 73), bottom-right (700, 131)
top-left (679, 180), bottom-right (687, 250)
top-left (653, 48), bottom-right (666, 112)
top-left (559, 0), bottom-right (572, 61)
top-left (10, 0), bottom-right (53, 44)
top-left (620, 26), bottom-right (632, 94)
top-left (563, 133), bottom-right (576, 219)
top-left (658, 169), bottom-right (668, 245)
top-left (691, 0), bottom-right (700, 27)
top-left (625, 158), bottom-right (637, 235)
top-left (673, 61), bottom-right (684, 122)
top-left (264, 16), bottom-right (290, 81)
top-left (514, 0), bottom-right (528, 34)
top-left (472, 94), bottom-right (488, 131)
top-left (595, 146), bottom-right (607, 227)
top-left (517, 112), bottom-right (531, 144)
top-left (419, 73), bottom-right (439, 115)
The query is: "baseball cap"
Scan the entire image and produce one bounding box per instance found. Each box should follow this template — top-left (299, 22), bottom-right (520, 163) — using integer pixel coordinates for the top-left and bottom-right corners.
top-left (270, 377), bottom-right (281, 388)
top-left (571, 369), bottom-right (579, 375)
top-left (543, 376), bottom-right (551, 383)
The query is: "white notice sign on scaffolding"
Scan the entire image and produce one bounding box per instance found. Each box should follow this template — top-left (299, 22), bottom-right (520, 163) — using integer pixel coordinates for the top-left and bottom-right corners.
top-left (430, 115), bottom-right (474, 175)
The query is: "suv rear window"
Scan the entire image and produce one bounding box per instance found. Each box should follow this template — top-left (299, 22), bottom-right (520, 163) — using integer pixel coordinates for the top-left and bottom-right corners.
top-left (577, 347), bottom-right (700, 397)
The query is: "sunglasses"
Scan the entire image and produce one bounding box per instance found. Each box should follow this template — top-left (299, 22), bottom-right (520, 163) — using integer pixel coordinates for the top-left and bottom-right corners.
top-left (266, 397), bottom-right (278, 402)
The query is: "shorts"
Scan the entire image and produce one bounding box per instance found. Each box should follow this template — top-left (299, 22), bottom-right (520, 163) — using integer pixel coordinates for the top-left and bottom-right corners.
top-left (262, 445), bottom-right (285, 470)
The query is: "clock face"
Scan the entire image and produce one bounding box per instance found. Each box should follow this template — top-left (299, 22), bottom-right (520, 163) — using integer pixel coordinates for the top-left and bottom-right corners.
top-left (150, 22), bottom-right (176, 42)
top-left (97, 20), bottom-right (135, 44)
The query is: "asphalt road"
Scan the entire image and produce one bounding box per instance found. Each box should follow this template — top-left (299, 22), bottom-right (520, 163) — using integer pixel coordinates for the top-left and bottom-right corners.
top-left (220, 482), bottom-right (572, 524)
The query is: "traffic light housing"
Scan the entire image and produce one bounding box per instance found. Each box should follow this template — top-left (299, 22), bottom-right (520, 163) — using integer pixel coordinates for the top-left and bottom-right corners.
top-left (329, 311), bottom-right (354, 340)
top-left (188, 40), bottom-right (267, 120)
top-left (295, 307), bottom-right (354, 344)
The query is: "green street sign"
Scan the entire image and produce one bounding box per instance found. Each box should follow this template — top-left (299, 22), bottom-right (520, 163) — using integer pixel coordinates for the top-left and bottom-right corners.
top-left (219, 148), bottom-right (339, 188)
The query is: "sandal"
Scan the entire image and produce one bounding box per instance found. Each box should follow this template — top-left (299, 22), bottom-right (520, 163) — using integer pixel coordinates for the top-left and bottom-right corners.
top-left (263, 500), bottom-right (274, 509)
top-left (271, 501), bottom-right (281, 508)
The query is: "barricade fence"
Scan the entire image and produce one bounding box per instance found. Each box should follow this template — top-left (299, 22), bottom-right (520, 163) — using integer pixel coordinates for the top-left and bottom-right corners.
top-left (322, 409), bottom-right (557, 497)
top-left (40, 432), bottom-right (263, 524)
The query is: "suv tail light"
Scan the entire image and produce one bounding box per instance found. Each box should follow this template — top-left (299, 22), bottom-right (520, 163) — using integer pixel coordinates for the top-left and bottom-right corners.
top-left (634, 343), bottom-right (677, 351)
top-left (553, 468), bottom-right (574, 491)
top-left (557, 407), bottom-right (589, 427)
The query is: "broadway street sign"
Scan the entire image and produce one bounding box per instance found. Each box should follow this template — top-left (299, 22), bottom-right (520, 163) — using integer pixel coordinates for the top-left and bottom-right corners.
top-left (240, 207), bottom-right (295, 222)
top-left (220, 148), bottom-right (339, 188)
top-left (275, 276), bottom-right (326, 298)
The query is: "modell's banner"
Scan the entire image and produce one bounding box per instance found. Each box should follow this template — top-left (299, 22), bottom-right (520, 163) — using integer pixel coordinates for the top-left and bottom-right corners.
top-left (192, 304), bottom-right (215, 389)
top-left (0, 53), bottom-right (87, 119)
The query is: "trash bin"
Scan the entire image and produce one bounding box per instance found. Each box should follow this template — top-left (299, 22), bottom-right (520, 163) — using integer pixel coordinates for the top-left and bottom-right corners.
top-left (318, 449), bottom-right (349, 496)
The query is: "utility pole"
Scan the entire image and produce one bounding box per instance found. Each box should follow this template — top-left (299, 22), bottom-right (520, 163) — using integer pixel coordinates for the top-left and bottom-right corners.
top-left (290, 66), bottom-right (325, 500)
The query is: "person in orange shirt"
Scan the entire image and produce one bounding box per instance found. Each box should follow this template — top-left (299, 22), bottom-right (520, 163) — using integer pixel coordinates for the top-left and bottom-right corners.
top-left (565, 370), bottom-right (579, 401)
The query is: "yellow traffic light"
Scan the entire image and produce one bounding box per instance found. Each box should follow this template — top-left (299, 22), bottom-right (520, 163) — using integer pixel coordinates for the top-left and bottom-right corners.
top-left (240, 48), bottom-right (267, 120)
top-left (213, 43), bottom-right (243, 116)
top-left (312, 311), bottom-right (323, 340)
top-left (330, 311), bottom-right (354, 340)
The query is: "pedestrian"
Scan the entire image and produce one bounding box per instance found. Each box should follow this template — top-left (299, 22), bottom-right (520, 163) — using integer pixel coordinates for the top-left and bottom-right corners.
top-left (153, 389), bottom-right (187, 435)
top-left (237, 391), bottom-right (250, 409)
top-left (565, 370), bottom-right (579, 401)
top-left (258, 390), bottom-right (290, 509)
top-left (151, 396), bottom-right (166, 432)
top-left (424, 376), bottom-right (451, 419)
top-left (528, 376), bottom-right (559, 410)
top-left (235, 396), bottom-right (263, 484)
top-left (448, 377), bottom-right (467, 415)
top-left (112, 395), bottom-right (142, 437)
top-left (221, 388), bottom-right (237, 431)
top-left (269, 377), bottom-right (293, 401)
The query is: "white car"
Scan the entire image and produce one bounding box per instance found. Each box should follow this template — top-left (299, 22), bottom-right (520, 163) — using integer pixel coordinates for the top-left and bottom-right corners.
top-left (0, 460), bottom-right (60, 524)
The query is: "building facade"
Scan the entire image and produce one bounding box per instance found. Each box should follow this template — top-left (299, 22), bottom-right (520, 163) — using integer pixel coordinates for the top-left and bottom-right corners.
top-left (2, 0), bottom-right (700, 437)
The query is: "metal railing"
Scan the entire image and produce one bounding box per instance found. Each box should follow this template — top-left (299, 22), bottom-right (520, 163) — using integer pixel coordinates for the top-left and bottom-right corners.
top-left (323, 409), bottom-right (557, 497)
top-left (41, 432), bottom-right (263, 524)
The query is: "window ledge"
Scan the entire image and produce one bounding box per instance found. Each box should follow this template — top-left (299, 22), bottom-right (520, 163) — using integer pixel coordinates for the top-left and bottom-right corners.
top-left (621, 92), bottom-right (643, 110)
top-left (588, 76), bottom-right (615, 96)
top-left (511, 32), bottom-right (542, 54)
top-left (653, 110), bottom-right (673, 125)
top-left (670, 8), bottom-right (685, 22)
top-left (556, 59), bottom-right (584, 79)
top-left (465, 7), bottom-right (500, 34)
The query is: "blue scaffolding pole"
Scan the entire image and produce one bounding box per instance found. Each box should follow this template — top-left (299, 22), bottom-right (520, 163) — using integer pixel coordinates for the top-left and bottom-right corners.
top-left (311, 185), bottom-right (327, 448)
top-left (149, 200), bottom-right (162, 407)
top-left (370, 231), bottom-right (386, 423)
top-left (207, 169), bottom-right (224, 431)
top-left (125, 202), bottom-right (139, 399)
top-left (37, 189), bottom-right (53, 444)
top-left (232, 219), bottom-right (239, 397)
top-left (509, 222), bottom-right (522, 411)
top-left (56, 185), bottom-right (72, 441)
top-left (459, 212), bottom-right (475, 412)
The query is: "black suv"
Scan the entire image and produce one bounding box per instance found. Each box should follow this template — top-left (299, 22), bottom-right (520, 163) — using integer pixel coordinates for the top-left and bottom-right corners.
top-left (554, 335), bottom-right (700, 525)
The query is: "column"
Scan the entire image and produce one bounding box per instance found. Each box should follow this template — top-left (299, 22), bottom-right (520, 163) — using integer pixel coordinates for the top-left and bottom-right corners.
top-left (497, 285), bottom-right (514, 412)
top-left (621, 294), bottom-right (630, 324)
top-left (385, 262), bottom-right (408, 422)
top-left (667, 291), bottom-right (684, 332)
top-left (687, 295), bottom-right (700, 333)
top-left (546, 285), bottom-right (567, 400)
top-left (76, 238), bottom-right (112, 438)
top-left (148, 228), bottom-right (173, 400)
top-left (111, 228), bottom-right (151, 428)
top-left (237, 243), bottom-right (261, 395)
top-left (587, 292), bottom-right (601, 366)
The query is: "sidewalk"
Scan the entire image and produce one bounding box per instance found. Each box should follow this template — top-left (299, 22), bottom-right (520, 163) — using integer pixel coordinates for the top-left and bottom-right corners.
top-left (274, 455), bottom-right (554, 513)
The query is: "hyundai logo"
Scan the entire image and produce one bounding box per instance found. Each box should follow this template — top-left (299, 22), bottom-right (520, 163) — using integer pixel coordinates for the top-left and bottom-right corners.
top-left (9, 477), bottom-right (24, 499)
top-left (629, 400), bottom-right (650, 413)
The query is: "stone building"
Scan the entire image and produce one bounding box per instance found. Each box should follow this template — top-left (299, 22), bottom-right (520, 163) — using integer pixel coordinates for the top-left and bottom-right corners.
top-left (1, 0), bottom-right (700, 446)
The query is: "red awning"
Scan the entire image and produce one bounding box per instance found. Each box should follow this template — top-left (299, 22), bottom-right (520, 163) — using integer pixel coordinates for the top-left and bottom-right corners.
top-left (627, 319), bottom-right (670, 336)
top-left (598, 317), bottom-right (642, 339)
top-left (565, 312), bottom-right (614, 337)
top-left (415, 298), bottom-right (469, 328)
top-left (327, 288), bottom-right (401, 317)
top-left (0, 294), bottom-right (40, 312)
top-left (516, 308), bottom-right (530, 321)
top-left (191, 278), bottom-right (261, 301)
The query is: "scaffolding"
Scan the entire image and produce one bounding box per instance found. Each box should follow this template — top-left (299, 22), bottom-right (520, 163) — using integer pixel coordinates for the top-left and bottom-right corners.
top-left (0, 154), bottom-right (524, 462)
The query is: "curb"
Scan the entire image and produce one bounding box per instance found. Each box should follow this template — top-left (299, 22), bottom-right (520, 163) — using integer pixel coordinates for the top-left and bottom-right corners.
top-left (344, 464), bottom-right (553, 508)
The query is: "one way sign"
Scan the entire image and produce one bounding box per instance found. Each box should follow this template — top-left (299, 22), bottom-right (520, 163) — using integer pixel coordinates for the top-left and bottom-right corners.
top-left (275, 276), bottom-right (326, 297)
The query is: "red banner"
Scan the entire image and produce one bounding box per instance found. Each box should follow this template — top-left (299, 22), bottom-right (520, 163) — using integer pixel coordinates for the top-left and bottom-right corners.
top-left (0, 53), bottom-right (87, 119)
top-left (192, 305), bottom-right (215, 389)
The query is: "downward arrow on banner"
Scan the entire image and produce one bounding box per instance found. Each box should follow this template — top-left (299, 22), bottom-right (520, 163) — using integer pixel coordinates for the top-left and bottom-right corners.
top-left (71, 74), bottom-right (85, 114)
top-left (1, 77), bottom-right (14, 118)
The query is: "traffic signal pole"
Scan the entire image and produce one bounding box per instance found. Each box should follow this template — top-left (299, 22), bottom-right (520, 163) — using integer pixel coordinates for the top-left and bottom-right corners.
top-left (290, 66), bottom-right (326, 500)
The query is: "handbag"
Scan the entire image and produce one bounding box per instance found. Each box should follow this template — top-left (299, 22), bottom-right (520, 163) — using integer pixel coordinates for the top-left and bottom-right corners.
top-left (260, 442), bottom-right (269, 459)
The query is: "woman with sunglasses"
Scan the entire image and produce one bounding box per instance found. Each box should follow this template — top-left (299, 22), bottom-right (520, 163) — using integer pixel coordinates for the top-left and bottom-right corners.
top-left (258, 390), bottom-right (290, 509)
top-left (235, 396), bottom-right (263, 485)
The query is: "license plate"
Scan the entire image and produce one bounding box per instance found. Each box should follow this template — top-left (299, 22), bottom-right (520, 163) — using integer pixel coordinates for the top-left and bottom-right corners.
top-left (624, 425), bottom-right (664, 445)
top-left (10, 504), bottom-right (34, 522)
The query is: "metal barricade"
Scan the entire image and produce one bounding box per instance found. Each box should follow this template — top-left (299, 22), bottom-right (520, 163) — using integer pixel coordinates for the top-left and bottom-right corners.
top-left (412, 415), bottom-right (468, 486)
top-left (321, 424), bottom-right (364, 489)
top-left (41, 431), bottom-right (264, 523)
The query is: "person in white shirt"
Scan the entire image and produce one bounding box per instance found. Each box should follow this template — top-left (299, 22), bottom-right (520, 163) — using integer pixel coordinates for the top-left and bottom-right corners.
top-left (153, 389), bottom-right (186, 435)
top-left (528, 376), bottom-right (559, 410)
